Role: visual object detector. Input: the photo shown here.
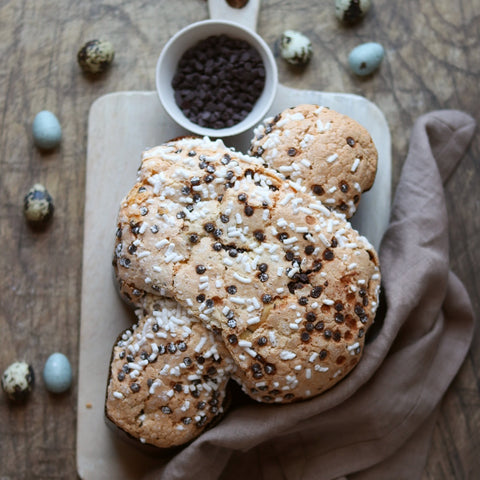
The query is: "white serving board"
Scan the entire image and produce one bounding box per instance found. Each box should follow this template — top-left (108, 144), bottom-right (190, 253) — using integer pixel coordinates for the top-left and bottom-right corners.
top-left (77, 86), bottom-right (391, 479)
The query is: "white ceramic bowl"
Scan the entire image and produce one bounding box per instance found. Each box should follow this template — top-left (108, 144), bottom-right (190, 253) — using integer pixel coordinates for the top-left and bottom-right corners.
top-left (156, 19), bottom-right (278, 138)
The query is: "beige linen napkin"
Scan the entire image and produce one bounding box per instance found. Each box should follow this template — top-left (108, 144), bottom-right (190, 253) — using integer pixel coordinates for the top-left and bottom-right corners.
top-left (146, 110), bottom-right (476, 480)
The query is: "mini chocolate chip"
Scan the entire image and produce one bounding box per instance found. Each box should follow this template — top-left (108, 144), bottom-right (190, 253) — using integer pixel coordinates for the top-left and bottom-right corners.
top-left (264, 363), bottom-right (276, 375)
top-left (204, 222), bottom-right (215, 233)
top-left (335, 313), bottom-right (345, 323)
top-left (204, 174), bottom-right (214, 183)
top-left (323, 249), bottom-right (334, 261)
top-left (312, 260), bottom-right (322, 272)
top-left (130, 383), bottom-right (140, 392)
top-left (174, 383), bottom-right (183, 392)
top-left (340, 182), bottom-right (349, 193)
top-left (222, 154), bottom-right (231, 165)
top-left (206, 165), bottom-right (215, 174)
top-left (284, 393), bottom-right (294, 400)
top-left (197, 401), bottom-right (206, 410)
top-left (117, 371), bottom-right (125, 381)
top-left (258, 263), bottom-right (268, 273)
top-left (207, 366), bottom-right (217, 376)
top-left (196, 294), bottom-right (206, 303)
top-left (140, 206), bottom-right (148, 216)
top-left (220, 214), bottom-right (229, 223)
top-left (127, 244), bottom-right (137, 254)
top-left (257, 336), bottom-right (267, 346)
top-left (238, 193), bottom-right (247, 202)
top-left (324, 329), bottom-right (332, 339)
top-left (186, 204), bottom-right (194, 212)
top-left (178, 342), bottom-right (187, 352)
top-left (310, 286), bottom-right (322, 298)
top-left (244, 205), bottom-right (254, 216)
top-left (189, 234), bottom-right (199, 243)
top-left (167, 343), bottom-right (177, 354)
top-left (262, 293), bottom-right (272, 303)
top-left (190, 176), bottom-right (201, 186)
top-left (304, 245), bottom-right (315, 255)
top-left (331, 237), bottom-right (338, 248)
top-left (226, 285), bottom-right (237, 294)
top-left (213, 242), bottom-right (222, 251)
top-left (205, 298), bottom-right (214, 308)
top-left (254, 230), bottom-right (265, 241)
top-left (253, 146), bottom-right (264, 157)
top-left (355, 305), bottom-right (365, 316)
top-left (312, 184), bottom-right (325, 195)
top-left (188, 150), bottom-right (197, 157)
top-left (285, 251), bottom-right (294, 261)
top-left (161, 406), bottom-right (172, 414)
top-left (301, 332), bottom-right (310, 342)
top-left (333, 331), bottom-right (342, 342)
top-left (346, 137), bottom-right (356, 147)
top-left (287, 147), bottom-right (297, 156)
top-left (319, 349), bottom-right (328, 360)
top-left (305, 322), bottom-right (315, 332)
top-left (227, 318), bottom-right (237, 328)
top-left (277, 232), bottom-right (289, 241)
top-left (228, 248), bottom-right (238, 257)
top-left (228, 334), bottom-right (238, 345)
top-left (196, 356), bottom-right (205, 365)
top-left (196, 265), bottom-right (207, 274)
top-left (184, 357), bottom-right (193, 366)
top-left (298, 296), bottom-right (308, 306)
top-left (315, 321), bottom-right (324, 331)
top-left (258, 272), bottom-right (268, 282)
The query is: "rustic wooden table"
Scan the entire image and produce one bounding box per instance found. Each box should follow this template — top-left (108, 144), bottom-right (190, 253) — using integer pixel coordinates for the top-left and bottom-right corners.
top-left (0, 0), bottom-right (478, 478)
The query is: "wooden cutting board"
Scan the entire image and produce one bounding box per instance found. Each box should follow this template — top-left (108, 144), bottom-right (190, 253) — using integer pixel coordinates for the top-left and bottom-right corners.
top-left (77, 86), bottom-right (391, 479)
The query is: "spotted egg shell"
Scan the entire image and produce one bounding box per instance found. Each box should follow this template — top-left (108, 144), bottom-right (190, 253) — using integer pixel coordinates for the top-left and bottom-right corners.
top-left (279, 30), bottom-right (313, 65)
top-left (335, 0), bottom-right (372, 25)
top-left (43, 353), bottom-right (72, 394)
top-left (1, 361), bottom-right (35, 401)
top-left (348, 42), bottom-right (384, 76)
top-left (77, 39), bottom-right (115, 74)
top-left (32, 110), bottom-right (62, 150)
top-left (23, 183), bottom-right (54, 224)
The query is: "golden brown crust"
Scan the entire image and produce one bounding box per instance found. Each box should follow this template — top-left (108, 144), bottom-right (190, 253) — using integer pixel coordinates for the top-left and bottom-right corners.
top-left (107, 112), bottom-right (381, 448)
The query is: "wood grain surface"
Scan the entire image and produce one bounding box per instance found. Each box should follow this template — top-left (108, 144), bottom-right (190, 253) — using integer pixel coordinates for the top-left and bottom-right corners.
top-left (0, 1), bottom-right (478, 479)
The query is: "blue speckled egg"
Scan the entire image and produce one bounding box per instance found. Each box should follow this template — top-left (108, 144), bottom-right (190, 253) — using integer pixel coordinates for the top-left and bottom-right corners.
top-left (348, 42), bottom-right (384, 76)
top-left (43, 353), bottom-right (72, 393)
top-left (32, 110), bottom-right (62, 150)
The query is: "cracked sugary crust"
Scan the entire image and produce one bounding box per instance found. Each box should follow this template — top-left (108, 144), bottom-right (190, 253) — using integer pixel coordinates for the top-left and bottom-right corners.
top-left (249, 104), bottom-right (378, 218)
top-left (112, 135), bottom-right (380, 410)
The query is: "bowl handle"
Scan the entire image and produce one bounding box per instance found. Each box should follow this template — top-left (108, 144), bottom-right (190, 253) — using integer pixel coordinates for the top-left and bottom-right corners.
top-left (208, 0), bottom-right (260, 31)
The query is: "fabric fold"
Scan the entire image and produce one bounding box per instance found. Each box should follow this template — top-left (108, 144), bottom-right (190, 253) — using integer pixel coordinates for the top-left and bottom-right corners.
top-left (147, 110), bottom-right (476, 480)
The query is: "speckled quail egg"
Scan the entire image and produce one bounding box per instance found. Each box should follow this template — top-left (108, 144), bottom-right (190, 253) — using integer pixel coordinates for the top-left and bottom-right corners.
top-left (335, 0), bottom-right (372, 25)
top-left (23, 183), bottom-right (54, 224)
top-left (43, 353), bottom-right (72, 394)
top-left (32, 110), bottom-right (62, 150)
top-left (1, 361), bottom-right (35, 401)
top-left (348, 42), bottom-right (384, 76)
top-left (279, 30), bottom-right (313, 65)
top-left (77, 39), bottom-right (115, 74)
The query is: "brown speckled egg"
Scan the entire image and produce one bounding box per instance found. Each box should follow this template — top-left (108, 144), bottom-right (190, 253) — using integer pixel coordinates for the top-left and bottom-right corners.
top-left (77, 39), bottom-right (115, 74)
top-left (23, 183), bottom-right (54, 224)
top-left (1, 361), bottom-right (35, 402)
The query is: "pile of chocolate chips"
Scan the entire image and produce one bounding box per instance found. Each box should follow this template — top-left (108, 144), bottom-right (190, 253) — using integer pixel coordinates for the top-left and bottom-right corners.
top-left (172, 34), bottom-right (266, 129)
